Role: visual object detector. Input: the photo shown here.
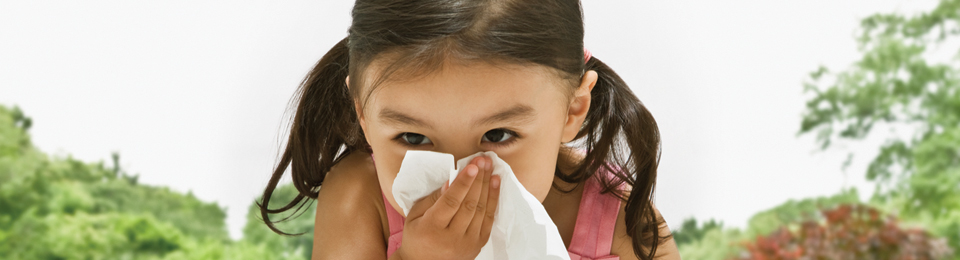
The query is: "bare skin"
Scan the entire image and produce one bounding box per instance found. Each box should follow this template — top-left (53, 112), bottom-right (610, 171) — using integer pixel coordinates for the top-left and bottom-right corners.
top-left (311, 59), bottom-right (680, 259)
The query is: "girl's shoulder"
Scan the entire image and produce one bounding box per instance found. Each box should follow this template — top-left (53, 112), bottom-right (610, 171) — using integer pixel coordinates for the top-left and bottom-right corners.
top-left (318, 150), bottom-right (382, 211)
top-left (312, 150), bottom-right (389, 259)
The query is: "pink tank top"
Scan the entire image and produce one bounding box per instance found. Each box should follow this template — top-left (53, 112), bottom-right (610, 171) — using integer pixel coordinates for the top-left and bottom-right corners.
top-left (375, 154), bottom-right (622, 260)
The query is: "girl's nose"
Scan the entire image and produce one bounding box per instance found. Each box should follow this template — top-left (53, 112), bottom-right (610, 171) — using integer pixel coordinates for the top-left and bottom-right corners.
top-left (435, 147), bottom-right (484, 164)
top-left (430, 136), bottom-right (487, 162)
top-left (450, 151), bottom-right (483, 163)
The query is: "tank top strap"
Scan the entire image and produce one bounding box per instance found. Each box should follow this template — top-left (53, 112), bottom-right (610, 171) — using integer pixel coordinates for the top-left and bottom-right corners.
top-left (374, 152), bottom-right (406, 258)
top-left (372, 151), bottom-right (403, 235)
top-left (382, 192), bottom-right (405, 257)
top-left (567, 164), bottom-right (622, 260)
top-left (382, 192), bottom-right (405, 233)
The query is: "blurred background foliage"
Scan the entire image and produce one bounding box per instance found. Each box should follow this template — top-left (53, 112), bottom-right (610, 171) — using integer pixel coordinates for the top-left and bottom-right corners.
top-left (3, 0), bottom-right (960, 259)
top-left (676, 0), bottom-right (960, 259)
top-left (0, 105), bottom-right (313, 259)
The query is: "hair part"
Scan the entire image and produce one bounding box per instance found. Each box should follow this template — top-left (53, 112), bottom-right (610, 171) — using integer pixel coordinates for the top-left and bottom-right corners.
top-left (259, 0), bottom-right (670, 258)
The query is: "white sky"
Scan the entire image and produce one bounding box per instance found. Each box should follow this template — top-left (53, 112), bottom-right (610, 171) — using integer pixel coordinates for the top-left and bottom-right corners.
top-left (0, 0), bottom-right (939, 240)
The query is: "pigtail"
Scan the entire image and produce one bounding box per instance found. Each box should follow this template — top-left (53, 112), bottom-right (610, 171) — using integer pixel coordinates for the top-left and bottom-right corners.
top-left (568, 55), bottom-right (668, 260)
top-left (257, 37), bottom-right (370, 235)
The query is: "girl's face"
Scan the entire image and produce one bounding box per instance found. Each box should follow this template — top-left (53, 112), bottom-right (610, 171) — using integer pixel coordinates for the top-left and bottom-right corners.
top-left (351, 59), bottom-right (596, 216)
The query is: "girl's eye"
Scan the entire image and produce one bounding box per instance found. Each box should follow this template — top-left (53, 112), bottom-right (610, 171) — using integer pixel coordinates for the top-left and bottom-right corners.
top-left (393, 129), bottom-right (519, 147)
top-left (482, 129), bottom-right (516, 143)
top-left (398, 133), bottom-right (432, 146)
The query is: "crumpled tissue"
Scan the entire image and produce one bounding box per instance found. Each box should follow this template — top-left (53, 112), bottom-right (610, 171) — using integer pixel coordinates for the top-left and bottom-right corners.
top-left (392, 150), bottom-right (570, 260)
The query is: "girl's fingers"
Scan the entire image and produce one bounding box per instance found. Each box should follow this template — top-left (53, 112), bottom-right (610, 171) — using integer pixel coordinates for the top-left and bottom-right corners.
top-left (451, 157), bottom-right (489, 232)
top-left (406, 185), bottom-right (442, 220)
top-left (423, 160), bottom-right (479, 228)
top-left (479, 174), bottom-right (501, 241)
top-left (466, 157), bottom-right (493, 237)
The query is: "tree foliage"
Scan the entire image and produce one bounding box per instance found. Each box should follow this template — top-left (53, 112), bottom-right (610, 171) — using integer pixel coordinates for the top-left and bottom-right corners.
top-left (799, 0), bottom-right (960, 253)
top-left (676, 226), bottom-right (744, 260)
top-left (733, 204), bottom-right (953, 260)
top-left (0, 104), bottom-right (309, 259)
top-left (675, 190), bottom-right (865, 260)
top-left (243, 183), bottom-right (316, 260)
top-left (673, 218), bottom-right (725, 247)
top-left (667, 1), bottom-right (960, 258)
top-left (744, 189), bottom-right (862, 239)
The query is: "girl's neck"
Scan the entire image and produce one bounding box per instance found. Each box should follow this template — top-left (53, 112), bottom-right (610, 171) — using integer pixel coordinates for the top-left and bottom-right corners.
top-left (542, 146), bottom-right (587, 215)
top-left (541, 166), bottom-right (587, 249)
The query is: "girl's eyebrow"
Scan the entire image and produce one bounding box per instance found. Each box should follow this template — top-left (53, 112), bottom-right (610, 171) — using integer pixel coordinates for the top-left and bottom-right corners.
top-left (378, 104), bottom-right (536, 130)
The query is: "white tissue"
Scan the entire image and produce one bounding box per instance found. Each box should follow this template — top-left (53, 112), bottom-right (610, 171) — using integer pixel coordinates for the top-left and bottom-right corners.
top-left (392, 150), bottom-right (570, 260)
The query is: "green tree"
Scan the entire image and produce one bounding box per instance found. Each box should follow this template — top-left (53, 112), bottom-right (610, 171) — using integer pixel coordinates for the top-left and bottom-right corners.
top-left (0, 104), bottom-right (307, 259)
top-left (672, 218), bottom-right (725, 247)
top-left (799, 0), bottom-right (960, 253)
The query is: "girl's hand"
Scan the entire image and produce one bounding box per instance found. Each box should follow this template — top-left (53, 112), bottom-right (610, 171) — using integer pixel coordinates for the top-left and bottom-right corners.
top-left (394, 156), bottom-right (502, 260)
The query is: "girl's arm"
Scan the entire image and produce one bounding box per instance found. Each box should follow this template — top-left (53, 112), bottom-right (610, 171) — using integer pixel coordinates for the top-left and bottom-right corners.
top-left (312, 151), bottom-right (387, 259)
top-left (611, 202), bottom-right (681, 260)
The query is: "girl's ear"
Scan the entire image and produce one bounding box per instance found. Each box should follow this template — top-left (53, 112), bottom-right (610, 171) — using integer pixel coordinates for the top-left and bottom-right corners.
top-left (561, 70), bottom-right (598, 143)
top-left (346, 76), bottom-right (368, 133)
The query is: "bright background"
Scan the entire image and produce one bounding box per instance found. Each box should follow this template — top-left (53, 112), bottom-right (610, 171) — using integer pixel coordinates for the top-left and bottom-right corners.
top-left (0, 0), bottom-right (938, 239)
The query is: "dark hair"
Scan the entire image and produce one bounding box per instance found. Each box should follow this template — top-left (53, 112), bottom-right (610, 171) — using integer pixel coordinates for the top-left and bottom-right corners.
top-left (258, 0), bottom-right (669, 258)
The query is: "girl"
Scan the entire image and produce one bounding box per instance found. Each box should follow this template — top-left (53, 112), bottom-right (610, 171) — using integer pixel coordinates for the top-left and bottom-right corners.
top-left (259, 0), bottom-right (680, 259)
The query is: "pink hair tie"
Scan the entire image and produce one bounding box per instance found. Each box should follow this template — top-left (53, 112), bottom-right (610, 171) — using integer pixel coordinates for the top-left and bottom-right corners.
top-left (583, 48), bottom-right (592, 64)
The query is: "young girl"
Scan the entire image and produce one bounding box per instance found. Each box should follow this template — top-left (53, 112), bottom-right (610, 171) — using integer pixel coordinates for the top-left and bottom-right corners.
top-left (259, 0), bottom-right (679, 259)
